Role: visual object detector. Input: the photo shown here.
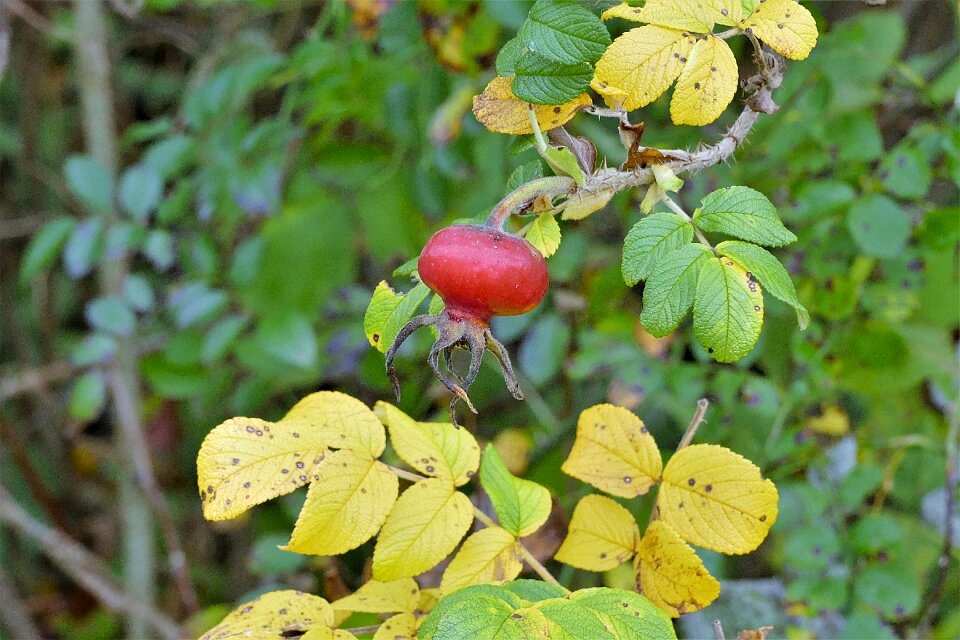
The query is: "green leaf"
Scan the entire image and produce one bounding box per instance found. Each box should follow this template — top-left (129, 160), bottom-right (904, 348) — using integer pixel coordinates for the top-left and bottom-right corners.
top-left (64, 155), bottom-right (114, 214)
top-left (693, 256), bottom-right (764, 362)
top-left (518, 312), bottom-right (571, 384)
top-left (254, 312), bottom-right (317, 369)
top-left (854, 565), bottom-right (921, 618)
top-left (512, 51), bottom-right (593, 106)
top-left (526, 213), bottom-right (562, 258)
top-left (380, 282), bottom-right (432, 353)
top-left (167, 282), bottom-right (228, 328)
top-left (716, 240), bottom-right (810, 329)
top-left (518, 0), bottom-right (611, 65)
top-left (19, 218), bottom-right (75, 283)
top-left (621, 212), bottom-right (694, 286)
top-left (143, 135), bottom-right (194, 179)
top-left (364, 281), bottom-right (404, 352)
top-left (567, 588), bottom-right (677, 638)
top-left (536, 598), bottom-right (620, 639)
top-left (507, 160), bottom-right (544, 191)
top-left (391, 257), bottom-right (420, 278)
top-left (479, 445), bottom-right (551, 537)
top-left (202, 315), bottom-right (247, 364)
top-left (118, 163), bottom-right (164, 222)
top-left (69, 371), bottom-right (107, 421)
top-left (639, 243), bottom-right (712, 337)
top-left (122, 274), bottom-right (155, 312)
top-left (85, 295), bottom-right (136, 337)
top-left (694, 186), bottom-right (796, 247)
top-left (502, 580), bottom-right (567, 603)
top-left (419, 584), bottom-right (524, 640)
top-left (496, 36), bottom-right (524, 76)
top-left (880, 146), bottom-right (931, 200)
top-left (144, 229), bottom-right (175, 271)
top-left (64, 219), bottom-right (105, 279)
top-left (846, 194), bottom-right (911, 258)
top-left (70, 333), bottom-right (118, 367)
top-left (543, 147), bottom-right (585, 185)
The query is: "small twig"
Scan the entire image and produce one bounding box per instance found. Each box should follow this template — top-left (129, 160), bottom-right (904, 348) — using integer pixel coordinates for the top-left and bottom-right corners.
top-left (342, 624), bottom-right (382, 635)
top-left (0, 414), bottom-right (72, 531)
top-left (715, 27), bottom-right (741, 40)
top-left (713, 619), bottom-right (726, 640)
top-left (0, 565), bottom-right (41, 640)
top-left (677, 399), bottom-right (710, 451)
top-left (0, 360), bottom-right (75, 401)
top-left (6, 0), bottom-right (54, 34)
top-left (0, 482), bottom-right (182, 639)
top-left (385, 464), bottom-right (425, 484)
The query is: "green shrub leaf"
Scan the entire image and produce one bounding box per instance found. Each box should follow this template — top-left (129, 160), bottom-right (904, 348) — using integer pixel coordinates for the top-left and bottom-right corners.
top-left (512, 51), bottom-right (593, 106)
top-left (693, 256), bottom-right (764, 362)
top-left (19, 218), bottom-right (75, 283)
top-left (479, 445), bottom-right (551, 538)
top-left (518, 0), bottom-right (610, 66)
top-left (621, 212), bottom-right (694, 286)
top-left (716, 240), bottom-right (810, 329)
top-left (694, 186), bottom-right (796, 247)
top-left (640, 243), bottom-right (713, 337)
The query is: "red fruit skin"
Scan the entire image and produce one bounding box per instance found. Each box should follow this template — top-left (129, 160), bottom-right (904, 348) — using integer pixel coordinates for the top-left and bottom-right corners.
top-left (418, 225), bottom-right (549, 322)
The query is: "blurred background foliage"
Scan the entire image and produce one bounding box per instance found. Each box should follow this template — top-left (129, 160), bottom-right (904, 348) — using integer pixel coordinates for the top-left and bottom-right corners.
top-left (0, 0), bottom-right (957, 638)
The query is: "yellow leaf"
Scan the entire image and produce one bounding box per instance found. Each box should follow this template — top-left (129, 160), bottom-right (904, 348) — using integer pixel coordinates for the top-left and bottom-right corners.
top-left (635, 521), bottom-right (720, 617)
top-left (197, 417), bottom-right (329, 521)
top-left (375, 402), bottom-right (480, 486)
top-left (561, 404), bottom-right (663, 498)
top-left (284, 450), bottom-right (398, 555)
top-left (199, 590), bottom-right (334, 640)
top-left (633, 0), bottom-right (715, 32)
top-left (560, 188), bottom-right (616, 221)
top-left (364, 281), bottom-right (401, 351)
top-left (492, 428), bottom-right (533, 476)
top-left (713, 0), bottom-right (743, 26)
top-left (301, 628), bottom-right (357, 640)
top-left (600, 2), bottom-right (645, 22)
top-left (807, 404), bottom-right (850, 436)
top-left (555, 494), bottom-right (639, 571)
top-left (282, 391), bottom-right (386, 458)
top-left (741, 0), bottom-right (818, 60)
top-left (592, 26), bottom-right (695, 112)
top-left (332, 578), bottom-right (419, 614)
top-left (373, 612), bottom-right (419, 640)
top-left (472, 76), bottom-right (590, 135)
top-left (658, 444), bottom-right (778, 554)
top-left (373, 478), bottom-right (474, 580)
top-left (440, 526), bottom-right (523, 595)
top-left (417, 587), bottom-right (441, 614)
top-left (525, 213), bottom-right (562, 258)
top-left (670, 35), bottom-right (738, 126)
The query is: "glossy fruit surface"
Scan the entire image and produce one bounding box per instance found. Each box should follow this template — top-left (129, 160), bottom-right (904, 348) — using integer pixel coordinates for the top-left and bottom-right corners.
top-left (418, 224), bottom-right (549, 321)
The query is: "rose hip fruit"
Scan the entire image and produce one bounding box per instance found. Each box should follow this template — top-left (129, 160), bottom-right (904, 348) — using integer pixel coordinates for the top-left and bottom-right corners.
top-left (385, 224), bottom-right (549, 427)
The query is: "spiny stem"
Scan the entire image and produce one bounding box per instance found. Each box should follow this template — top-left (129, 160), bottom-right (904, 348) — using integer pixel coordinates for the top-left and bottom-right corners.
top-left (677, 398), bottom-right (710, 451)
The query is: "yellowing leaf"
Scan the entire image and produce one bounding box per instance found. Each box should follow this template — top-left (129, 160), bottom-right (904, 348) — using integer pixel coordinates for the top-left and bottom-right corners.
top-left (526, 213), bottom-right (562, 258)
top-left (492, 428), bottom-right (533, 476)
top-left (364, 281), bottom-right (402, 351)
top-left (282, 391), bottom-right (386, 459)
top-left (561, 404), bottom-right (663, 498)
top-left (197, 417), bottom-right (328, 521)
top-left (635, 521), bottom-right (720, 617)
top-left (807, 404), bottom-right (850, 436)
top-left (634, 0), bottom-right (715, 32)
top-left (741, 0), bottom-right (818, 60)
top-left (199, 590), bottom-right (334, 640)
top-left (331, 578), bottom-right (419, 614)
top-left (592, 26), bottom-right (694, 112)
top-left (301, 628), bottom-right (356, 640)
top-left (284, 449), bottom-right (398, 556)
top-left (555, 494), bottom-right (639, 571)
top-left (375, 401), bottom-right (480, 486)
top-left (714, 0), bottom-right (743, 26)
top-left (418, 588), bottom-right (441, 614)
top-left (601, 2), bottom-right (645, 22)
top-left (373, 612), bottom-right (418, 640)
top-left (472, 76), bottom-right (590, 135)
top-left (440, 527), bottom-right (523, 596)
top-left (560, 188), bottom-right (616, 221)
top-left (373, 478), bottom-right (474, 581)
top-left (658, 444), bottom-right (778, 554)
top-left (670, 35), bottom-right (738, 126)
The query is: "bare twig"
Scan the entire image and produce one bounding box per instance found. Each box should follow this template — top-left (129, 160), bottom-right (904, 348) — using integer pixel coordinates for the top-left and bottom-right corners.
top-left (0, 214), bottom-right (47, 240)
top-left (0, 1), bottom-right (9, 82)
top-left (0, 483), bottom-right (182, 639)
top-left (6, 0), bottom-right (54, 34)
top-left (677, 398), bottom-right (711, 451)
top-left (0, 360), bottom-right (74, 400)
top-left (713, 619), bottom-right (726, 640)
top-left (0, 414), bottom-right (71, 531)
top-left (0, 565), bottom-right (41, 640)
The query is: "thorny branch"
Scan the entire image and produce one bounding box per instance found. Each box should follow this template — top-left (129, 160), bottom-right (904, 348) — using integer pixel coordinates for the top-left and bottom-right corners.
top-left (0, 482), bottom-right (183, 639)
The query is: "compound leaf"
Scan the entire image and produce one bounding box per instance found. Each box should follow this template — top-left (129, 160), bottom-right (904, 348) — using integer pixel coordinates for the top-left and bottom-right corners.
top-left (740, 0), bottom-right (818, 60)
top-left (694, 186), bottom-right (796, 247)
top-left (561, 404), bottom-right (663, 498)
top-left (331, 578), bottom-right (419, 615)
top-left (473, 76), bottom-right (590, 135)
top-left (283, 449), bottom-right (398, 556)
top-left (199, 590), bottom-right (334, 640)
top-left (375, 402), bottom-right (480, 486)
top-left (480, 446), bottom-right (551, 537)
top-left (640, 243), bottom-right (713, 337)
top-left (693, 256), bottom-right (764, 362)
top-left (621, 212), bottom-right (694, 286)
top-left (592, 26), bottom-right (694, 111)
top-left (555, 494), bottom-right (639, 571)
top-left (282, 391), bottom-right (386, 459)
top-left (658, 444), bottom-right (778, 554)
top-left (373, 479), bottom-right (474, 581)
top-left (634, 521), bottom-right (720, 617)
top-left (670, 35), bottom-right (738, 126)
top-left (440, 527), bottom-right (523, 596)
top-left (716, 240), bottom-right (809, 329)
